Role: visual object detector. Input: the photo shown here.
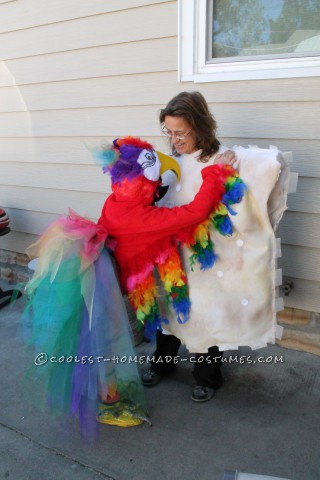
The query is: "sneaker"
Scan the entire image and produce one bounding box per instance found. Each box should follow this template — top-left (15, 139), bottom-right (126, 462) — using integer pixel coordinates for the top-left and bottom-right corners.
top-left (191, 385), bottom-right (215, 403)
top-left (142, 367), bottom-right (162, 387)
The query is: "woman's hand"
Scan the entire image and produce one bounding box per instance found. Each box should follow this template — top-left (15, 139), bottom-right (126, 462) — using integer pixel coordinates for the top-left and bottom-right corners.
top-left (215, 150), bottom-right (237, 166)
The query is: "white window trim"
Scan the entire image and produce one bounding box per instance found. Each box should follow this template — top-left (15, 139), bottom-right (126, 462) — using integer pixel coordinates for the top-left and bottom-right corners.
top-left (178, 0), bottom-right (320, 83)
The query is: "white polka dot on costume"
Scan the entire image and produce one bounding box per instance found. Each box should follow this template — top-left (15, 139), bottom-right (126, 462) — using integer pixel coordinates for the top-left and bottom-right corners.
top-left (236, 239), bottom-right (244, 247)
top-left (217, 271), bottom-right (224, 278)
top-left (241, 299), bottom-right (249, 306)
top-left (175, 183), bottom-right (181, 192)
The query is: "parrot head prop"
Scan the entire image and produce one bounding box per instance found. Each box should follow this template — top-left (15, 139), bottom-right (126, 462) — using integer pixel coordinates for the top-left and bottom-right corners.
top-left (93, 136), bottom-right (180, 203)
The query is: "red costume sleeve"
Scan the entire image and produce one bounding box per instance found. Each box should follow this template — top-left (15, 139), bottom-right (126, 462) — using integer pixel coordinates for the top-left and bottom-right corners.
top-left (100, 165), bottom-right (229, 237)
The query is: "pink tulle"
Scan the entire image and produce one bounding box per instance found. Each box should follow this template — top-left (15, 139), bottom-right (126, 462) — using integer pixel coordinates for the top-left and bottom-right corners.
top-left (62, 209), bottom-right (108, 264)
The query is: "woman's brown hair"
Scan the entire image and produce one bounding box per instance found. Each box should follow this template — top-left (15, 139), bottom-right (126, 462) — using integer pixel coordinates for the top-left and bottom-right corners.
top-left (159, 91), bottom-right (220, 162)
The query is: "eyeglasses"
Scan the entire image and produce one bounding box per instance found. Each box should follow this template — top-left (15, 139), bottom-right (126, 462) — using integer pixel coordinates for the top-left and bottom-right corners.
top-left (161, 125), bottom-right (192, 141)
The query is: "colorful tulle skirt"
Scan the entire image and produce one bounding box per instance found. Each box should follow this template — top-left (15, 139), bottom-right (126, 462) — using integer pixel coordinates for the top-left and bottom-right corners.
top-left (22, 211), bottom-right (150, 440)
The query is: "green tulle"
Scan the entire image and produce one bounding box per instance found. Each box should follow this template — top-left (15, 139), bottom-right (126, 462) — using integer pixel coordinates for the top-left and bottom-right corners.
top-left (23, 255), bottom-right (84, 414)
top-left (22, 247), bottom-right (150, 437)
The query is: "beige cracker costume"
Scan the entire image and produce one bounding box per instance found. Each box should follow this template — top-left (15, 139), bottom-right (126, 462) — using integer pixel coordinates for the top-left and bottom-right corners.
top-left (158, 146), bottom-right (292, 353)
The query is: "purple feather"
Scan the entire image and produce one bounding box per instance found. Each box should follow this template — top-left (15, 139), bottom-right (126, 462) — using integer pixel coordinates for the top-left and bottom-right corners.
top-left (110, 145), bottom-right (143, 183)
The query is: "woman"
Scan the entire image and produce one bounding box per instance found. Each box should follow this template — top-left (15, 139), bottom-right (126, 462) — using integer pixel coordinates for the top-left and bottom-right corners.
top-left (143, 91), bottom-right (289, 403)
top-left (142, 91), bottom-right (237, 403)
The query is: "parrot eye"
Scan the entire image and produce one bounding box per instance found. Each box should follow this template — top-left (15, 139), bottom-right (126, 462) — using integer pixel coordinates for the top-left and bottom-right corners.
top-left (140, 150), bottom-right (156, 170)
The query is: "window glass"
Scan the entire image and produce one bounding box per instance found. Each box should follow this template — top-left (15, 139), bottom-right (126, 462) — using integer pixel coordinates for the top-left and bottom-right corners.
top-left (210, 0), bottom-right (320, 62)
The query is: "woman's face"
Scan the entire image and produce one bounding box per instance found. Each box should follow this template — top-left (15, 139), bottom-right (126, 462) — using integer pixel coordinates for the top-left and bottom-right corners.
top-left (163, 116), bottom-right (197, 155)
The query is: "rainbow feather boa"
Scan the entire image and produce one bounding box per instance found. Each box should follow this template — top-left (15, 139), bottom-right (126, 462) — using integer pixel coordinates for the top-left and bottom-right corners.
top-left (188, 171), bottom-right (247, 271)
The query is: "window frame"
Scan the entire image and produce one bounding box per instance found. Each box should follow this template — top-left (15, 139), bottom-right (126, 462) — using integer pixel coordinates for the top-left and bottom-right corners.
top-left (178, 0), bottom-right (320, 83)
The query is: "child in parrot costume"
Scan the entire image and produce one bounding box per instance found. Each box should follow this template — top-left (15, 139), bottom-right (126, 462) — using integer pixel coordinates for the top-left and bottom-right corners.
top-left (22, 136), bottom-right (246, 439)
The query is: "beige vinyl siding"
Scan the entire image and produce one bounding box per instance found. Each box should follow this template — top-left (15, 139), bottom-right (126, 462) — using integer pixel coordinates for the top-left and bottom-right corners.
top-left (0, 0), bottom-right (177, 253)
top-left (277, 213), bottom-right (320, 249)
top-left (0, 40), bottom-right (177, 88)
top-left (5, 208), bottom-right (69, 235)
top-left (0, 186), bottom-right (106, 218)
top-left (0, 0), bottom-right (173, 34)
top-left (0, 162), bottom-right (109, 192)
top-left (281, 246), bottom-right (320, 284)
top-left (0, 0), bottom-right (319, 311)
top-left (286, 179), bottom-right (320, 214)
top-left (281, 278), bottom-right (320, 312)
top-left (0, 3), bottom-right (176, 60)
top-left (0, 136), bottom-right (169, 164)
top-left (0, 38), bottom-right (177, 87)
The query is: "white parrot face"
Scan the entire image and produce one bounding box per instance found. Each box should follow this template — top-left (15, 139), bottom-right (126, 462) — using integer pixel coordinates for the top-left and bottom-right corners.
top-left (137, 149), bottom-right (161, 181)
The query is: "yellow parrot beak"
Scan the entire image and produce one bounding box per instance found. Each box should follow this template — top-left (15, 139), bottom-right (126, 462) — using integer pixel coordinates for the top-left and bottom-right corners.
top-left (156, 151), bottom-right (181, 182)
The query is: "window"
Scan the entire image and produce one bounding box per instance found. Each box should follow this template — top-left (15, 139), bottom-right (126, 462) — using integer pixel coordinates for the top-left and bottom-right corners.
top-left (179, 0), bottom-right (320, 82)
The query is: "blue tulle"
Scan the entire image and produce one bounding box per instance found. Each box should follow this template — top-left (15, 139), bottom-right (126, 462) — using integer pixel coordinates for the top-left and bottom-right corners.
top-left (22, 247), bottom-right (149, 440)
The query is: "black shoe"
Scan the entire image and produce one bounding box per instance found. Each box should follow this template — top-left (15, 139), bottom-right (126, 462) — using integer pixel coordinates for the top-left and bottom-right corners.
top-left (142, 367), bottom-right (162, 387)
top-left (191, 386), bottom-right (215, 403)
